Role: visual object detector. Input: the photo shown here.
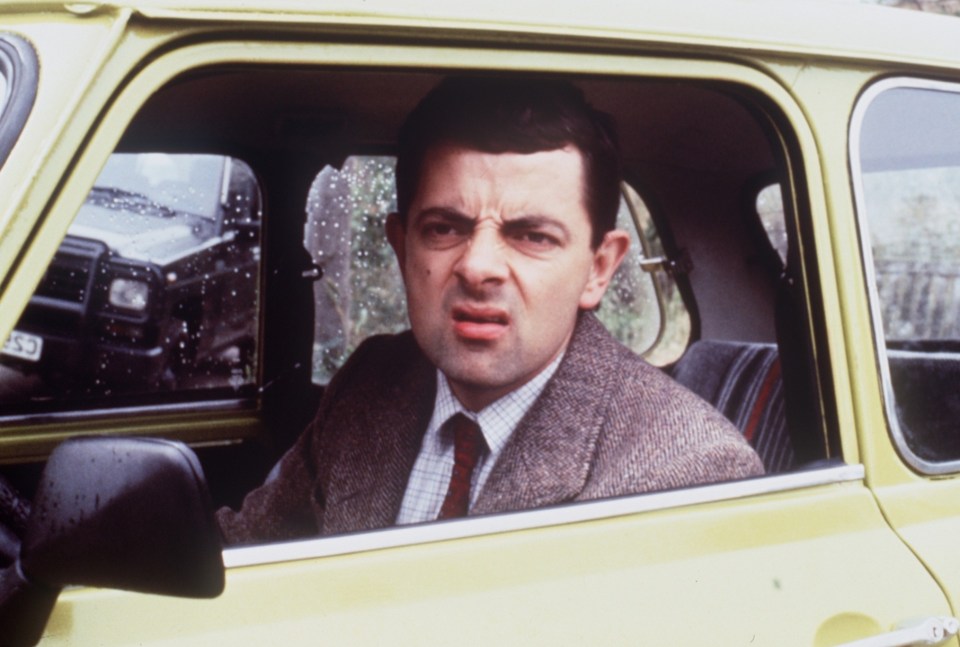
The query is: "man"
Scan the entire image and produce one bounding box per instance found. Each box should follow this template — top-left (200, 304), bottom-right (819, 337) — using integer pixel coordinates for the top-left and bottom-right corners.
top-left (217, 77), bottom-right (763, 544)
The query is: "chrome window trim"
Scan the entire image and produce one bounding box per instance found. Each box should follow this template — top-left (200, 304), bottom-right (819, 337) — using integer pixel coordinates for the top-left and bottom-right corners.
top-left (223, 463), bottom-right (864, 568)
top-left (850, 76), bottom-right (960, 476)
top-left (0, 397), bottom-right (257, 425)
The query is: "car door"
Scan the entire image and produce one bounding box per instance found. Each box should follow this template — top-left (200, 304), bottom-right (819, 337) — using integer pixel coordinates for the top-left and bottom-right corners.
top-left (0, 7), bottom-right (955, 647)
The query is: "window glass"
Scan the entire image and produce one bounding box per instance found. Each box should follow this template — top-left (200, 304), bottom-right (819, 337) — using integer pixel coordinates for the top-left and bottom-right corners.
top-left (305, 156), bottom-right (680, 384)
top-left (855, 81), bottom-right (960, 467)
top-left (93, 154), bottom-right (228, 221)
top-left (0, 153), bottom-right (262, 411)
top-left (601, 185), bottom-right (689, 366)
top-left (756, 183), bottom-right (788, 265)
top-left (306, 157), bottom-right (406, 384)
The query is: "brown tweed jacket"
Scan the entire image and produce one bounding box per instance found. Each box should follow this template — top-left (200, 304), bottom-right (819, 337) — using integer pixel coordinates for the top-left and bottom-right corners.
top-left (217, 312), bottom-right (764, 544)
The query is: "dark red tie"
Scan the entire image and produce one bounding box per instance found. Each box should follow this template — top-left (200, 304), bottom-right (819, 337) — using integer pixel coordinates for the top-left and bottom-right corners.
top-left (437, 413), bottom-right (487, 519)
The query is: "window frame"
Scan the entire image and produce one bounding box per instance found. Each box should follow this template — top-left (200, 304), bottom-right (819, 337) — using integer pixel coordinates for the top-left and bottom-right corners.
top-left (850, 76), bottom-right (960, 475)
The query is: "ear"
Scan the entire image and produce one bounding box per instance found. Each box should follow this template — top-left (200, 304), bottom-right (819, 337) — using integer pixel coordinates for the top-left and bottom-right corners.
top-left (578, 229), bottom-right (630, 310)
top-left (385, 212), bottom-right (407, 274)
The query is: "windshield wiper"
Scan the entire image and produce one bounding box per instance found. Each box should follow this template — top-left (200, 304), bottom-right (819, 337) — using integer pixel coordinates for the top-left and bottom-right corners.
top-left (87, 186), bottom-right (178, 217)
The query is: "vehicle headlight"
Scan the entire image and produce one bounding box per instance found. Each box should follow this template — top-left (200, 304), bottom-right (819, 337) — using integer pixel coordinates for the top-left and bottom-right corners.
top-left (109, 278), bottom-right (149, 311)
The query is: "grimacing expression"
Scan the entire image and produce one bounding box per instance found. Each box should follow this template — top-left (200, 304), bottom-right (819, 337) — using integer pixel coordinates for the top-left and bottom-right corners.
top-left (387, 144), bottom-right (629, 411)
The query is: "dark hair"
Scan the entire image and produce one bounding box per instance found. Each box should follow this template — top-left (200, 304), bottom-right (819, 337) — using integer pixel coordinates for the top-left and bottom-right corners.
top-left (396, 76), bottom-right (622, 248)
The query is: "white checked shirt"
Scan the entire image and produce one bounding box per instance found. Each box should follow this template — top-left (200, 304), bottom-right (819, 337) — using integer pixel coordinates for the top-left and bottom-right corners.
top-left (395, 354), bottom-right (564, 524)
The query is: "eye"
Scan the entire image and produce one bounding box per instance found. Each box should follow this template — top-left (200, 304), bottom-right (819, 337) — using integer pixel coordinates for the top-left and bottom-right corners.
top-left (418, 218), bottom-right (470, 248)
top-left (521, 231), bottom-right (555, 245)
top-left (510, 228), bottom-right (560, 252)
top-left (501, 217), bottom-right (567, 254)
top-left (425, 223), bottom-right (459, 237)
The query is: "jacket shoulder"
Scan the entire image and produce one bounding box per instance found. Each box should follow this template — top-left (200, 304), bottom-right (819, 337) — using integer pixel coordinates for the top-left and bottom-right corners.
top-left (568, 316), bottom-right (764, 496)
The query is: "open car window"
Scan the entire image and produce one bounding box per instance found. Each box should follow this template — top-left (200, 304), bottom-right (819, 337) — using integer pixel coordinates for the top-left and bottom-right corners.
top-left (0, 65), bottom-right (834, 530)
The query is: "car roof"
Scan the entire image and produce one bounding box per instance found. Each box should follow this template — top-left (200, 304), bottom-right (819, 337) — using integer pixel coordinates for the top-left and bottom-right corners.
top-left (4, 0), bottom-right (960, 69)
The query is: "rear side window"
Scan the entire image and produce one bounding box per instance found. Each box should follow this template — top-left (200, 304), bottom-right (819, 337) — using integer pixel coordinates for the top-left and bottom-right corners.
top-left (604, 184), bottom-right (690, 366)
top-left (305, 157), bottom-right (406, 384)
top-left (756, 183), bottom-right (787, 265)
top-left (853, 79), bottom-right (960, 472)
top-left (0, 34), bottom-right (38, 168)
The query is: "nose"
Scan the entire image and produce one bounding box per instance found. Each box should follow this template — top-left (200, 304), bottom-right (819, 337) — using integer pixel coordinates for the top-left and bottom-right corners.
top-left (453, 226), bottom-right (509, 289)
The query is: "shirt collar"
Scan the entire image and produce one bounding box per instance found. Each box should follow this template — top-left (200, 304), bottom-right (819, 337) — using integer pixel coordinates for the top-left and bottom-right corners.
top-left (430, 351), bottom-right (565, 456)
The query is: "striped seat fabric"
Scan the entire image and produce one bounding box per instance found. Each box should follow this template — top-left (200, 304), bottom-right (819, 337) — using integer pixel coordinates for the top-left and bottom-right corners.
top-left (670, 340), bottom-right (794, 474)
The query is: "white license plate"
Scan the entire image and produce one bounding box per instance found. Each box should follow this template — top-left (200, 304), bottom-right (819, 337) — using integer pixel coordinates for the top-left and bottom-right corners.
top-left (2, 330), bottom-right (43, 362)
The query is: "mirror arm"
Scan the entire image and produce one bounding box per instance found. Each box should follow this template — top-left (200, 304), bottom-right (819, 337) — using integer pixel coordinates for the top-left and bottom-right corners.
top-left (0, 561), bottom-right (60, 647)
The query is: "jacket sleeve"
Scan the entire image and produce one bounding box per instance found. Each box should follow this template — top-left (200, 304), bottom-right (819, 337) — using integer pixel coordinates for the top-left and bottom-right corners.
top-left (215, 338), bottom-right (378, 545)
top-left (215, 417), bottom-right (324, 545)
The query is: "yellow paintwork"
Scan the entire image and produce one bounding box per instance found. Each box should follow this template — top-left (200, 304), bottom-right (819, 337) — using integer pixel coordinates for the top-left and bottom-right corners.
top-left (1, 0), bottom-right (960, 644)
top-left (40, 485), bottom-right (953, 646)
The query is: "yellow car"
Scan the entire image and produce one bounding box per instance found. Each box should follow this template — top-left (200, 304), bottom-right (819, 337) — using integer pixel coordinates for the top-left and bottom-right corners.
top-left (2, 1), bottom-right (960, 644)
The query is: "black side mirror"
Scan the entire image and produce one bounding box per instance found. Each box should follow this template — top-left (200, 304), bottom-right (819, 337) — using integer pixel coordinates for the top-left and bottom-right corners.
top-left (0, 437), bottom-right (224, 646)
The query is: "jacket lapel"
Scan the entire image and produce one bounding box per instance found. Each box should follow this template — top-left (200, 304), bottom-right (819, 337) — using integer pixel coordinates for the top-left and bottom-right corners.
top-left (323, 335), bottom-right (436, 534)
top-left (473, 313), bottom-right (622, 514)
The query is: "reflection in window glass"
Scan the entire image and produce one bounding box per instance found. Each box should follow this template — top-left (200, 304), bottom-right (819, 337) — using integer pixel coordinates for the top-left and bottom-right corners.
top-left (94, 153), bottom-right (228, 220)
top-left (305, 157), bottom-right (687, 383)
top-left (0, 153), bottom-right (262, 411)
top-left (857, 82), bottom-right (960, 466)
top-left (864, 166), bottom-right (960, 340)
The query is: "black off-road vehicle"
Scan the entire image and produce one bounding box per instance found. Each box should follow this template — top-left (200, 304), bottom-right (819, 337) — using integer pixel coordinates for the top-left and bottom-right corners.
top-left (1, 153), bottom-right (260, 396)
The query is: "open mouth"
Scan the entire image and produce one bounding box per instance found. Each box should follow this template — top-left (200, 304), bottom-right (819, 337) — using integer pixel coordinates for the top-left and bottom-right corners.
top-left (451, 306), bottom-right (509, 340)
top-left (452, 309), bottom-right (508, 325)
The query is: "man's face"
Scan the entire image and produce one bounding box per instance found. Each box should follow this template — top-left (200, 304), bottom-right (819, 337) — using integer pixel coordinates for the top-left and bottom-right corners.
top-left (387, 144), bottom-right (628, 411)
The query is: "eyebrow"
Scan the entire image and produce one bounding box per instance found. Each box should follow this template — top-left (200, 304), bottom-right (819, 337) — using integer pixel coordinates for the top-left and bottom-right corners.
top-left (501, 215), bottom-right (572, 243)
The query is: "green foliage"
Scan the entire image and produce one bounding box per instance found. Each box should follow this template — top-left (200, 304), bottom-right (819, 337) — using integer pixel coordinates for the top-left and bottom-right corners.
top-left (597, 193), bottom-right (690, 367)
top-left (865, 167), bottom-right (960, 340)
top-left (343, 156), bottom-right (408, 345)
top-left (306, 157), bottom-right (407, 383)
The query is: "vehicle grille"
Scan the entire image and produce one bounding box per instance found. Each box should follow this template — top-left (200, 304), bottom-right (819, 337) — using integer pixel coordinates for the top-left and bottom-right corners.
top-left (33, 237), bottom-right (106, 305)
